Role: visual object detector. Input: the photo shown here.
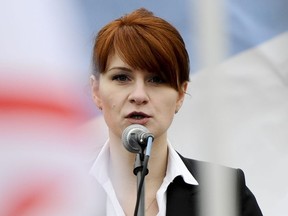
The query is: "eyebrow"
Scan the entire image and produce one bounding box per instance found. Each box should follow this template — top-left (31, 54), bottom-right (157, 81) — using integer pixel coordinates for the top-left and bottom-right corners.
top-left (107, 66), bottom-right (133, 72)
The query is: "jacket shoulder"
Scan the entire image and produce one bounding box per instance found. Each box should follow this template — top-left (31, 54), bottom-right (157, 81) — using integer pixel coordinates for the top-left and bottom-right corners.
top-left (177, 153), bottom-right (263, 216)
top-left (178, 153), bottom-right (240, 181)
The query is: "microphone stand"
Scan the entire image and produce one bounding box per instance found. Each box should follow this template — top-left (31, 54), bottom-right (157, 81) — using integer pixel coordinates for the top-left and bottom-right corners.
top-left (133, 136), bottom-right (154, 216)
top-left (134, 154), bottom-right (146, 216)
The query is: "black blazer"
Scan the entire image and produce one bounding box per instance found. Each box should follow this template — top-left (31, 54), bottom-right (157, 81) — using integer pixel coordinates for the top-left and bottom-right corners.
top-left (166, 154), bottom-right (263, 216)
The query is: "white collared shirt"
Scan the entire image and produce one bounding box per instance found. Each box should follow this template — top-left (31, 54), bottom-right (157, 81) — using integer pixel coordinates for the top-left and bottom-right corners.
top-left (89, 140), bottom-right (198, 216)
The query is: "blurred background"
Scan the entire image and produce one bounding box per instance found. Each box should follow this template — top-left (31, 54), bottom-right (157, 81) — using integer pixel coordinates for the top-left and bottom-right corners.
top-left (0, 0), bottom-right (287, 215)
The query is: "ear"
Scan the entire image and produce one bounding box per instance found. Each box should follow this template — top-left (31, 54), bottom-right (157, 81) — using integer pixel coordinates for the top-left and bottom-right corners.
top-left (175, 81), bottom-right (188, 113)
top-left (90, 75), bottom-right (102, 110)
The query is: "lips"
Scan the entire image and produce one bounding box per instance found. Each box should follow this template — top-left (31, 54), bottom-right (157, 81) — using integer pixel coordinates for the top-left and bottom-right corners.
top-left (126, 111), bottom-right (150, 119)
top-left (125, 111), bottom-right (151, 124)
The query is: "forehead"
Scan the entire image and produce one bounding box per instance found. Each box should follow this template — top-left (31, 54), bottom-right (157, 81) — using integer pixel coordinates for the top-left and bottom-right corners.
top-left (106, 53), bottom-right (126, 69)
top-left (106, 52), bottom-right (153, 75)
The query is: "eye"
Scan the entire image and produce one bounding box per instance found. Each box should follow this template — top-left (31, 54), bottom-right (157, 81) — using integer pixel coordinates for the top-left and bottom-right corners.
top-left (149, 75), bottom-right (165, 84)
top-left (112, 74), bottom-right (130, 82)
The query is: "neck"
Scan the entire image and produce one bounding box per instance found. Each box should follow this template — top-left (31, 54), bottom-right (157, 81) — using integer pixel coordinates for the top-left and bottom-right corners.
top-left (107, 132), bottom-right (168, 214)
top-left (108, 132), bottom-right (168, 181)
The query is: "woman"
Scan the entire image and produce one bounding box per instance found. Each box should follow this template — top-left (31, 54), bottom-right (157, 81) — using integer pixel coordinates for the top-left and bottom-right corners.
top-left (89, 8), bottom-right (262, 216)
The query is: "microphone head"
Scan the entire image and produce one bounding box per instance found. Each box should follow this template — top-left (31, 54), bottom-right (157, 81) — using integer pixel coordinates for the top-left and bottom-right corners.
top-left (122, 124), bottom-right (149, 153)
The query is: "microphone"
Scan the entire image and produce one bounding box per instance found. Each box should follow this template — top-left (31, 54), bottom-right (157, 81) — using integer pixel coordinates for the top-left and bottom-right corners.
top-left (122, 124), bottom-right (154, 153)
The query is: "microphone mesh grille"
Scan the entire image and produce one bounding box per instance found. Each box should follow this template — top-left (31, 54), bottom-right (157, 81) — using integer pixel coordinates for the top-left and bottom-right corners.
top-left (122, 124), bottom-right (149, 153)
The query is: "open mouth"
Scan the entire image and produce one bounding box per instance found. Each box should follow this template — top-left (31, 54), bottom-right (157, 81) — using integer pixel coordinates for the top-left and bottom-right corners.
top-left (126, 112), bottom-right (149, 119)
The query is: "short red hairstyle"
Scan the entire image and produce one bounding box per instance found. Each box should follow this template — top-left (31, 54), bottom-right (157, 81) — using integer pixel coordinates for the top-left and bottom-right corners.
top-left (92, 8), bottom-right (190, 92)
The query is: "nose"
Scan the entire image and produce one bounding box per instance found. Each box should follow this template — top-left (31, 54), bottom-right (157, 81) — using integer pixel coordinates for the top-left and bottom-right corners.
top-left (128, 81), bottom-right (149, 105)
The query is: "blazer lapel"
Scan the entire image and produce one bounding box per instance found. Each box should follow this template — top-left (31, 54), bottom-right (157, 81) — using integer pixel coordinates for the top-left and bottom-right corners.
top-left (166, 154), bottom-right (203, 216)
top-left (166, 175), bottom-right (200, 216)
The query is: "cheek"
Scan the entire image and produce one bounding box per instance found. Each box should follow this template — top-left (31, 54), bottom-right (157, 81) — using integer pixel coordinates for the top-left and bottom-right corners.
top-left (162, 91), bottom-right (178, 107)
top-left (100, 90), bottom-right (124, 112)
top-left (164, 102), bottom-right (177, 117)
top-left (101, 97), bottom-right (117, 111)
top-left (155, 93), bottom-right (178, 115)
top-left (100, 96), bottom-right (120, 127)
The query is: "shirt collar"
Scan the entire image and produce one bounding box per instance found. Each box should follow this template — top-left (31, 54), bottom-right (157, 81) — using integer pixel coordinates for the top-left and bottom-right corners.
top-left (89, 139), bottom-right (110, 185)
top-left (89, 139), bottom-right (198, 186)
top-left (89, 140), bottom-right (198, 216)
top-left (165, 141), bottom-right (198, 186)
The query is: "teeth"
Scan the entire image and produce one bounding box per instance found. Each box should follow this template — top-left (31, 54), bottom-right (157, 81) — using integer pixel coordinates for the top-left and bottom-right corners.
top-left (132, 115), bottom-right (144, 119)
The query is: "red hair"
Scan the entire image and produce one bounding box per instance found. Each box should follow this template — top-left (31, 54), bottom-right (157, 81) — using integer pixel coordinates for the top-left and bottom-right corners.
top-left (93, 8), bottom-right (190, 92)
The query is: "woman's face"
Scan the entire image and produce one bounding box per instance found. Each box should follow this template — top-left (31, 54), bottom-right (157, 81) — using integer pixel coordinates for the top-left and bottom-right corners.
top-left (91, 53), bottom-right (187, 141)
